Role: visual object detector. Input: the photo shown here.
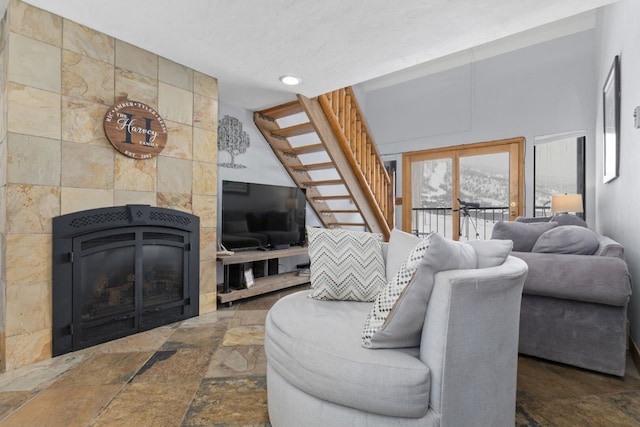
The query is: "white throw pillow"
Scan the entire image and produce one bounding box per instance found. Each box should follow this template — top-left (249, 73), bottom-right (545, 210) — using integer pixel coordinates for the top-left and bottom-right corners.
top-left (385, 228), bottom-right (422, 282)
top-left (362, 233), bottom-right (477, 348)
top-left (307, 227), bottom-right (386, 301)
top-left (465, 239), bottom-right (513, 268)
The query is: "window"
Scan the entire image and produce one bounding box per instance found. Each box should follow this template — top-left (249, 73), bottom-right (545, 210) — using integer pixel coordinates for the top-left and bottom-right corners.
top-left (533, 134), bottom-right (585, 218)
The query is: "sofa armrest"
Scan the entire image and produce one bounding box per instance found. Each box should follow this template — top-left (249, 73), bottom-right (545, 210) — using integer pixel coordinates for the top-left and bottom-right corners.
top-left (594, 234), bottom-right (625, 258)
top-left (419, 256), bottom-right (527, 426)
top-left (513, 251), bottom-right (631, 306)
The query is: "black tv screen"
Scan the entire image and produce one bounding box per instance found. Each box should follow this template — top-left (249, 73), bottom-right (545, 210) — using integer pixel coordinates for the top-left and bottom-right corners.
top-left (221, 180), bottom-right (307, 251)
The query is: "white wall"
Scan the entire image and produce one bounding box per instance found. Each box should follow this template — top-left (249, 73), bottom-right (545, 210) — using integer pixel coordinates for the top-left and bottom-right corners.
top-left (356, 29), bottom-right (598, 226)
top-left (216, 101), bottom-right (317, 278)
top-left (217, 102), bottom-right (296, 187)
top-left (594, 0), bottom-right (640, 348)
top-left (217, 100), bottom-right (322, 228)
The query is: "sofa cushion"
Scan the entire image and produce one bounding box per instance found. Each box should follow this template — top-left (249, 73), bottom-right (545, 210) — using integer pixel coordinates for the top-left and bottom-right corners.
top-left (362, 233), bottom-right (477, 349)
top-left (307, 227), bottom-right (386, 301)
top-left (515, 216), bottom-right (553, 223)
top-left (513, 251), bottom-right (631, 306)
top-left (550, 213), bottom-right (588, 227)
top-left (265, 291), bottom-right (430, 418)
top-left (465, 239), bottom-right (513, 268)
top-left (532, 225), bottom-right (599, 255)
top-left (491, 221), bottom-right (558, 252)
top-left (385, 228), bottom-right (422, 281)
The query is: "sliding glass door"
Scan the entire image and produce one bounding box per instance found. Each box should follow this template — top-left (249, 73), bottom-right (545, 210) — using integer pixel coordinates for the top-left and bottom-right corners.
top-left (403, 138), bottom-right (524, 240)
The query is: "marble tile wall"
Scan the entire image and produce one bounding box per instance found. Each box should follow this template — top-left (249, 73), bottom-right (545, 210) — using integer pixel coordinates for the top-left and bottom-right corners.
top-left (1, 5), bottom-right (9, 372)
top-left (0, 0), bottom-right (218, 371)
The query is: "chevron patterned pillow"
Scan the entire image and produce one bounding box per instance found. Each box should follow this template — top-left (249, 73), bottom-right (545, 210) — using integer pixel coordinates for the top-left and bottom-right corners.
top-left (307, 227), bottom-right (386, 301)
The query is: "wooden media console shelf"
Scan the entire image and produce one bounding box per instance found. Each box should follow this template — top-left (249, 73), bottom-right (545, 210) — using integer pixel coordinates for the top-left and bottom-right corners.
top-left (217, 246), bottom-right (309, 305)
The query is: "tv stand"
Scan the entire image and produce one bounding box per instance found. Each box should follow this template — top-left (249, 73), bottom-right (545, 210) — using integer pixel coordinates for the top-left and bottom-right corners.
top-left (217, 246), bottom-right (309, 306)
top-left (271, 243), bottom-right (291, 250)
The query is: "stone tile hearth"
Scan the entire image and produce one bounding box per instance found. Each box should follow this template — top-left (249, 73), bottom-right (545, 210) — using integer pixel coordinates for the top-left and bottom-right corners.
top-left (0, 286), bottom-right (288, 426)
top-left (0, 285), bottom-right (639, 426)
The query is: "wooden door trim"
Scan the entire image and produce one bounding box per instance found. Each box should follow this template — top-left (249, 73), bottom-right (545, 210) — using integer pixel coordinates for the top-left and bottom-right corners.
top-left (402, 137), bottom-right (525, 235)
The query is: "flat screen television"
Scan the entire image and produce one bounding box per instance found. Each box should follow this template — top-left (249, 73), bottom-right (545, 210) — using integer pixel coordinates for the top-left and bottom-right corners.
top-left (221, 180), bottom-right (307, 251)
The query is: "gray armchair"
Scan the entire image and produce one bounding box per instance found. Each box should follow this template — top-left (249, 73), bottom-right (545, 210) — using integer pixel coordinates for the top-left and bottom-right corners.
top-left (265, 252), bottom-right (528, 426)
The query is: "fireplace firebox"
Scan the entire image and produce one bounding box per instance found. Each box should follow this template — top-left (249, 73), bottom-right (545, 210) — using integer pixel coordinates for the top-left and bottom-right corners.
top-left (52, 205), bottom-right (199, 356)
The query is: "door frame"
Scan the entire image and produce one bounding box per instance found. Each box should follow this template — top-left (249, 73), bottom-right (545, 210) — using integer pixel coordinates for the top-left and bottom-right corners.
top-left (402, 137), bottom-right (525, 238)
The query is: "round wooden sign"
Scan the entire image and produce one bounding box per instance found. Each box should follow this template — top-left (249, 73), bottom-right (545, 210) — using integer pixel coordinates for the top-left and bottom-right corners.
top-left (103, 100), bottom-right (168, 159)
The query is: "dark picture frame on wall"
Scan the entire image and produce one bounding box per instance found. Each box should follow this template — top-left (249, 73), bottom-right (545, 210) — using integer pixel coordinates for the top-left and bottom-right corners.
top-left (603, 55), bottom-right (620, 184)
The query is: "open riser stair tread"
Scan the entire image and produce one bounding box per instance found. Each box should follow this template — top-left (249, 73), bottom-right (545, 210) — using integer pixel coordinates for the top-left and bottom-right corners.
top-left (300, 179), bottom-right (345, 187)
top-left (280, 143), bottom-right (325, 155)
top-left (254, 88), bottom-right (393, 238)
top-left (320, 209), bottom-right (359, 214)
top-left (270, 122), bottom-right (315, 139)
top-left (258, 100), bottom-right (304, 119)
top-left (292, 162), bottom-right (336, 171)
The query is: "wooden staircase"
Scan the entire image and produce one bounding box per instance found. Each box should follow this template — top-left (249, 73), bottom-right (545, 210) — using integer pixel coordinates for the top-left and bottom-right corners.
top-left (254, 87), bottom-right (393, 239)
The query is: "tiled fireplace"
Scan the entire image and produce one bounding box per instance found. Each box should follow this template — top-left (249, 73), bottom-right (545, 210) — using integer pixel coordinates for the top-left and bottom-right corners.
top-left (0, 1), bottom-right (219, 370)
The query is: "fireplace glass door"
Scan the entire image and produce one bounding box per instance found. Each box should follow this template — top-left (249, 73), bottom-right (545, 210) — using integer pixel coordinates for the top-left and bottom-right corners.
top-left (140, 231), bottom-right (189, 330)
top-left (72, 228), bottom-right (190, 350)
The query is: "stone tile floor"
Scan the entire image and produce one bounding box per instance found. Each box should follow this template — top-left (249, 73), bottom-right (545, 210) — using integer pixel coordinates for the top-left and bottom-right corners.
top-left (0, 285), bottom-right (639, 426)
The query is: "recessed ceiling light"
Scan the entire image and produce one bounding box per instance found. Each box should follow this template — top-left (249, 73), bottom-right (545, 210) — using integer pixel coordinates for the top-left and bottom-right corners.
top-left (279, 75), bottom-right (300, 86)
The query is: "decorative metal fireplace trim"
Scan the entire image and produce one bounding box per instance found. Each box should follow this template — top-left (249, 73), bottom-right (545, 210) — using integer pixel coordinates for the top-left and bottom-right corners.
top-left (52, 205), bottom-right (200, 356)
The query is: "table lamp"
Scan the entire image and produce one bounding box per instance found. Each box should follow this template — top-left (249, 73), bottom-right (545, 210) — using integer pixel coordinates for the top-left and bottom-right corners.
top-left (551, 194), bottom-right (583, 214)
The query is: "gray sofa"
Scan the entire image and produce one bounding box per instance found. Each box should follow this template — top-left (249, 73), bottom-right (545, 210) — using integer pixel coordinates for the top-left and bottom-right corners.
top-left (491, 218), bottom-right (632, 376)
top-left (264, 240), bottom-right (528, 426)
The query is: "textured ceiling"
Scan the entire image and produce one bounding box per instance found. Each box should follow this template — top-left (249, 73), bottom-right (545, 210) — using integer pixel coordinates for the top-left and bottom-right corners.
top-left (22, 0), bottom-right (617, 110)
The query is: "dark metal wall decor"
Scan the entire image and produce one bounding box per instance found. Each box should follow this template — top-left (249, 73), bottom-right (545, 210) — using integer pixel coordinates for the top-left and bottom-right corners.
top-left (218, 115), bottom-right (250, 168)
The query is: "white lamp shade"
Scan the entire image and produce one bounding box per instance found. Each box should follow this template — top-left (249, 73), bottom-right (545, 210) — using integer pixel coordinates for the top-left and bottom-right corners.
top-left (551, 194), bottom-right (583, 213)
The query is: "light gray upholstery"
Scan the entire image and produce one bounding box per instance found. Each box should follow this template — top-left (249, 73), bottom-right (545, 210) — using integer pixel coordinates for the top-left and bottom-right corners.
top-left (266, 292), bottom-right (429, 418)
top-left (491, 220), bottom-right (558, 252)
top-left (503, 217), bottom-right (632, 376)
top-left (385, 228), bottom-right (421, 281)
top-left (531, 225), bottom-right (600, 255)
top-left (594, 234), bottom-right (625, 258)
top-left (519, 294), bottom-right (629, 376)
top-left (514, 252), bottom-right (631, 306)
top-left (265, 256), bottom-right (528, 427)
top-left (515, 214), bottom-right (588, 227)
top-left (514, 250), bottom-right (631, 376)
top-left (466, 239), bottom-right (513, 268)
top-left (550, 213), bottom-right (588, 227)
top-left (366, 234), bottom-right (477, 349)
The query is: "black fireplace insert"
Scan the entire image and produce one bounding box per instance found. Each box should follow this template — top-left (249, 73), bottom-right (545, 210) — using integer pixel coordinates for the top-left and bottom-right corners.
top-left (52, 205), bottom-right (200, 356)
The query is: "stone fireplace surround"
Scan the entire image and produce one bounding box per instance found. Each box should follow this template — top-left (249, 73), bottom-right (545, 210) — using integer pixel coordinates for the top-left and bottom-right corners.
top-left (0, 0), bottom-right (219, 370)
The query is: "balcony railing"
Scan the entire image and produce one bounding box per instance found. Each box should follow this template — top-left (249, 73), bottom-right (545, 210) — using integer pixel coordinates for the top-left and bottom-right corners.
top-left (412, 206), bottom-right (509, 240)
top-left (534, 203), bottom-right (551, 218)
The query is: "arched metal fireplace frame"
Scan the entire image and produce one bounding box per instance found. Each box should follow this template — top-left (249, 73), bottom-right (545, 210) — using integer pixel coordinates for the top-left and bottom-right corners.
top-left (52, 205), bottom-right (200, 356)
